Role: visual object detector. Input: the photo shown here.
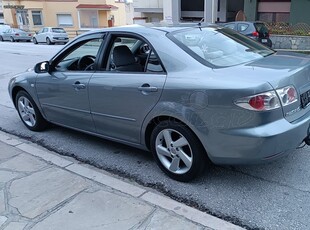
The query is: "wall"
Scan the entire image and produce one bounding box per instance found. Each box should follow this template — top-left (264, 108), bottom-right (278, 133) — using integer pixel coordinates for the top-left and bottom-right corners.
top-left (271, 35), bottom-right (310, 50)
top-left (290, 0), bottom-right (310, 25)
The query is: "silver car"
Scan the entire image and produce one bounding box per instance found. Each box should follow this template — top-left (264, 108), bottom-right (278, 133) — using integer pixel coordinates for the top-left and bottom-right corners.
top-left (8, 25), bottom-right (310, 181)
top-left (33, 27), bottom-right (69, 45)
top-left (0, 28), bottom-right (32, 42)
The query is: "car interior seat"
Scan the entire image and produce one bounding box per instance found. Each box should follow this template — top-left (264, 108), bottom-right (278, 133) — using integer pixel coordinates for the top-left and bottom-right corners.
top-left (112, 45), bottom-right (143, 72)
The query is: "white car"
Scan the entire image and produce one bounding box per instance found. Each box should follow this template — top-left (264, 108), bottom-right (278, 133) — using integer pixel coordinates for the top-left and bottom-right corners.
top-left (33, 27), bottom-right (69, 45)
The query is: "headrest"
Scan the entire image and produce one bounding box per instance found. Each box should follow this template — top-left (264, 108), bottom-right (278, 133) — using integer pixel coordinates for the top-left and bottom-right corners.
top-left (113, 45), bottom-right (136, 67)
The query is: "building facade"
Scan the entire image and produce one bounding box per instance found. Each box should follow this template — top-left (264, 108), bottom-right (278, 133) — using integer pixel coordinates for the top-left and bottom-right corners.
top-left (132, 0), bottom-right (310, 25)
top-left (245, 0), bottom-right (310, 24)
top-left (2, 0), bottom-right (130, 31)
top-left (0, 0), bottom-right (4, 24)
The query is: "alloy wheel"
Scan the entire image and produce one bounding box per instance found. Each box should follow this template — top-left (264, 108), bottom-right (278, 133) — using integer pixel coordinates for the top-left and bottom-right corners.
top-left (17, 96), bottom-right (36, 127)
top-left (155, 128), bottom-right (193, 174)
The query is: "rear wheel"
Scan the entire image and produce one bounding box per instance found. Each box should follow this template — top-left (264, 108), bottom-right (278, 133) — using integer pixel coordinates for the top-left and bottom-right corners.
top-left (46, 37), bottom-right (53, 45)
top-left (0, 36), bottom-right (3, 42)
top-left (150, 120), bottom-right (207, 182)
top-left (15, 91), bottom-right (48, 131)
top-left (10, 37), bottom-right (15, 42)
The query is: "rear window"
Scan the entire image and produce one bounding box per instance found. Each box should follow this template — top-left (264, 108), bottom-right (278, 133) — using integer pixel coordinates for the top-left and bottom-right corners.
top-left (254, 23), bottom-right (269, 34)
top-left (168, 27), bottom-right (274, 68)
top-left (52, 28), bottom-right (66, 33)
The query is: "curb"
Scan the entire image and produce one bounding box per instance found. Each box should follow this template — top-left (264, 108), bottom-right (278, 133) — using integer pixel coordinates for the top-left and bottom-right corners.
top-left (0, 131), bottom-right (245, 230)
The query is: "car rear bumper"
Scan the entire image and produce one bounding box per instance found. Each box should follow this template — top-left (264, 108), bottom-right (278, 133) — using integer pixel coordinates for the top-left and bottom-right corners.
top-left (205, 111), bottom-right (310, 165)
top-left (51, 38), bottom-right (69, 43)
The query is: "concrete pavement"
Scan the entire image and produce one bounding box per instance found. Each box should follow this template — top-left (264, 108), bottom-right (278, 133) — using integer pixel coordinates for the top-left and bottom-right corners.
top-left (0, 131), bottom-right (244, 230)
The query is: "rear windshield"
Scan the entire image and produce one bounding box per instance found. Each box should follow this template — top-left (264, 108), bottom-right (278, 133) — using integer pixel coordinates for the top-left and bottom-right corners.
top-left (52, 28), bottom-right (66, 33)
top-left (168, 27), bottom-right (274, 68)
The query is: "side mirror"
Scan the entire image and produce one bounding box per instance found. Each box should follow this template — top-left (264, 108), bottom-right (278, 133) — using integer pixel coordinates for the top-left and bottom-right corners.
top-left (34, 61), bottom-right (50, 73)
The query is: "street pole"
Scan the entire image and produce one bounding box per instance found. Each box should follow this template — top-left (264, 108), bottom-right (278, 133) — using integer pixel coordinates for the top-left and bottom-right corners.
top-left (204, 0), bottom-right (218, 23)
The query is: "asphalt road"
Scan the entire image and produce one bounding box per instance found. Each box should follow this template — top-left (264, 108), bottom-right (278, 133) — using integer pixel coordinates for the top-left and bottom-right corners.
top-left (1, 42), bottom-right (310, 230)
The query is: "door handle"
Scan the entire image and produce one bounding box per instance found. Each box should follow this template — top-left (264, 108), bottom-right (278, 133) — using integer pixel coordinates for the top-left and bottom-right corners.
top-left (72, 81), bottom-right (86, 90)
top-left (138, 83), bottom-right (158, 92)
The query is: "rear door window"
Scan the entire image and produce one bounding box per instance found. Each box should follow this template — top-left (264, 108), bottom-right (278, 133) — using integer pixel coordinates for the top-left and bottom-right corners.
top-left (237, 23), bottom-right (249, 32)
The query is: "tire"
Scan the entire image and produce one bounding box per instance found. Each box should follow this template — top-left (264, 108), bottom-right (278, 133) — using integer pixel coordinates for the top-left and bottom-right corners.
top-left (10, 37), bottom-right (15, 42)
top-left (46, 37), bottom-right (53, 45)
top-left (15, 91), bottom-right (48, 131)
top-left (33, 38), bottom-right (38, 44)
top-left (150, 120), bottom-right (207, 182)
top-left (0, 36), bottom-right (3, 42)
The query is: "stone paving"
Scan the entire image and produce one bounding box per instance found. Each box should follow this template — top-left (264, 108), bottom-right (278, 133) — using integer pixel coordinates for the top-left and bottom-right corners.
top-left (0, 131), bottom-right (244, 230)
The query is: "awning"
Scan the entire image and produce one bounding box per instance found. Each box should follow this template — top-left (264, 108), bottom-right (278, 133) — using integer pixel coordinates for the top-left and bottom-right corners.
top-left (76, 4), bottom-right (118, 10)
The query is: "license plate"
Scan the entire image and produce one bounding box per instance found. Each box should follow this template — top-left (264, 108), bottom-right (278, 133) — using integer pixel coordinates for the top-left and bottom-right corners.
top-left (301, 90), bottom-right (310, 108)
top-left (58, 38), bottom-right (65, 40)
top-left (261, 39), bottom-right (268, 43)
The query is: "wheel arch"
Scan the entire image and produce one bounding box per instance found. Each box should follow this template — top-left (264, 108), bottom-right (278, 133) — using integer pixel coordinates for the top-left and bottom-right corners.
top-left (144, 115), bottom-right (209, 159)
top-left (11, 85), bottom-right (47, 120)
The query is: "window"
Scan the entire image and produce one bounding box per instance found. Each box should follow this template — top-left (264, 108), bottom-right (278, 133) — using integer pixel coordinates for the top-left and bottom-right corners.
top-left (237, 24), bottom-right (249, 32)
top-left (169, 27), bottom-right (275, 68)
top-left (57, 14), bottom-right (73, 27)
top-left (106, 36), bottom-right (164, 73)
top-left (79, 10), bottom-right (98, 29)
top-left (56, 38), bottom-right (103, 71)
top-left (32, 11), bottom-right (43, 26)
top-left (224, 24), bottom-right (235, 30)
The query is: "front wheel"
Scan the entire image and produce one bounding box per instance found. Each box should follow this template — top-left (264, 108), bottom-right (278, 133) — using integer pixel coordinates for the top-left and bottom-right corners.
top-left (33, 38), bottom-right (38, 44)
top-left (0, 36), bottom-right (3, 42)
top-left (15, 91), bottom-right (48, 131)
top-left (150, 120), bottom-right (207, 182)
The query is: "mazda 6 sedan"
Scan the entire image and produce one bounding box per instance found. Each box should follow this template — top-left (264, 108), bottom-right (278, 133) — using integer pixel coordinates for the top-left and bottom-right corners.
top-left (8, 25), bottom-right (310, 181)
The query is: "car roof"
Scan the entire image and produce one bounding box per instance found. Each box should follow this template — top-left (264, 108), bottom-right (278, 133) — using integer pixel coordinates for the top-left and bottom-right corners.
top-left (81, 23), bottom-right (220, 36)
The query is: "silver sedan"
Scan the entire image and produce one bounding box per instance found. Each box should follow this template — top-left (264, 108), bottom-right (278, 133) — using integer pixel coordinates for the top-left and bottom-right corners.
top-left (8, 25), bottom-right (310, 181)
top-left (0, 28), bottom-right (32, 42)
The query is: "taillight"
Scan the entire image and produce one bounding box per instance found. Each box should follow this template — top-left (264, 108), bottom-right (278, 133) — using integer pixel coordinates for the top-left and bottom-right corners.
top-left (28, 34), bottom-right (32, 36)
top-left (235, 86), bottom-right (298, 111)
top-left (235, 91), bottom-right (280, 111)
top-left (15, 33), bottom-right (19, 36)
top-left (276, 86), bottom-right (297, 106)
top-left (252, 31), bottom-right (259, 37)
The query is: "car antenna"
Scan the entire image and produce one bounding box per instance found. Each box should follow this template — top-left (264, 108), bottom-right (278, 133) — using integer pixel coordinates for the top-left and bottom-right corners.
top-left (198, 18), bottom-right (204, 31)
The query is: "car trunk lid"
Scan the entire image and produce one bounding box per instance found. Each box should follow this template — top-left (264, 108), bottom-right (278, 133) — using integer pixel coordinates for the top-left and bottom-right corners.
top-left (227, 52), bottom-right (310, 122)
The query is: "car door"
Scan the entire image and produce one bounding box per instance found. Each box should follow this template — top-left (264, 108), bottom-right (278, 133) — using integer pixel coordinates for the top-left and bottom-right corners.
top-left (88, 34), bottom-right (167, 143)
top-left (37, 28), bottom-right (47, 42)
top-left (35, 33), bottom-right (105, 132)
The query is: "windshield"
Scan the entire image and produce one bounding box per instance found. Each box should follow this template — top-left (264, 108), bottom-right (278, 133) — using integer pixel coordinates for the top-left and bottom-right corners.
top-left (168, 27), bottom-right (275, 68)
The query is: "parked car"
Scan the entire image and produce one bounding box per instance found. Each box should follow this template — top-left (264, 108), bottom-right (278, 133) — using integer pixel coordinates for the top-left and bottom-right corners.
top-left (33, 27), bottom-right (69, 45)
top-left (223, 21), bottom-right (272, 48)
top-left (8, 25), bottom-right (310, 181)
top-left (0, 28), bottom-right (32, 42)
top-left (0, 24), bottom-right (10, 33)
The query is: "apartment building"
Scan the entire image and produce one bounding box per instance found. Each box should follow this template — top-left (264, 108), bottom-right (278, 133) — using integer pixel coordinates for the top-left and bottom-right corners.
top-left (0, 0), bottom-right (4, 24)
top-left (132, 0), bottom-right (310, 25)
top-left (2, 0), bottom-right (130, 31)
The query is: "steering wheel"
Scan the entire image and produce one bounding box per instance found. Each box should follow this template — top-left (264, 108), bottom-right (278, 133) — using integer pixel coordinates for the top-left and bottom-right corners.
top-left (77, 55), bottom-right (96, 71)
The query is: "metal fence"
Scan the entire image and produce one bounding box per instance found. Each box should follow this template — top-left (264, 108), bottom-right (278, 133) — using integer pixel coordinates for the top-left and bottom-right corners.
top-left (266, 22), bottom-right (310, 36)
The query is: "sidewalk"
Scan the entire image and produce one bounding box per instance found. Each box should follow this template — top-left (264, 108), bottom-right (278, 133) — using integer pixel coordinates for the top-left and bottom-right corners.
top-left (0, 131), bottom-right (244, 230)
